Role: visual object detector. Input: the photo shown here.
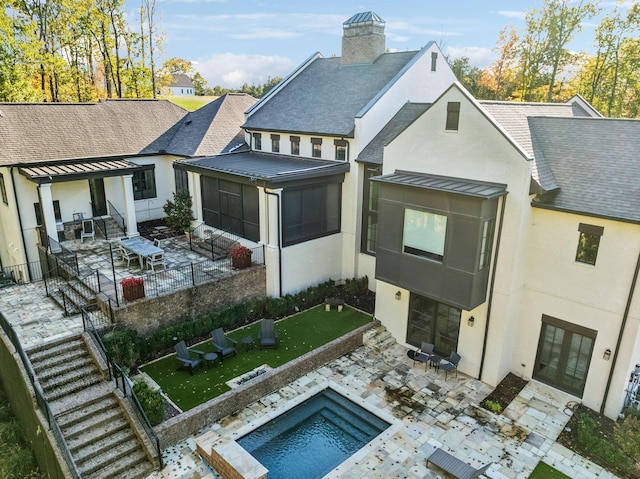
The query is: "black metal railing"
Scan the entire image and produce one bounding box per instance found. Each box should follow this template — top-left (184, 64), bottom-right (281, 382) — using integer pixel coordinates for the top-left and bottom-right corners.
top-left (1, 261), bottom-right (44, 285)
top-left (118, 245), bottom-right (265, 302)
top-left (82, 309), bottom-right (163, 468)
top-left (0, 312), bottom-right (81, 478)
top-left (92, 217), bottom-right (108, 240)
top-left (108, 201), bottom-right (126, 234)
top-left (48, 236), bottom-right (79, 275)
top-left (189, 222), bottom-right (243, 260)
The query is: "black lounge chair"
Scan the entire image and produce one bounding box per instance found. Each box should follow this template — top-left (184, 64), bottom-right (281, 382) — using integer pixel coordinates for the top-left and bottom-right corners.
top-left (427, 448), bottom-right (492, 479)
top-left (257, 319), bottom-right (279, 349)
top-left (210, 328), bottom-right (237, 361)
top-left (174, 340), bottom-right (205, 374)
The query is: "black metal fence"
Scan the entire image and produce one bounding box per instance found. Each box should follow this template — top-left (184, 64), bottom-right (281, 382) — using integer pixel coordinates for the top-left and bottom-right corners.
top-left (82, 310), bottom-right (163, 468)
top-left (1, 261), bottom-right (44, 284)
top-left (0, 312), bottom-right (81, 478)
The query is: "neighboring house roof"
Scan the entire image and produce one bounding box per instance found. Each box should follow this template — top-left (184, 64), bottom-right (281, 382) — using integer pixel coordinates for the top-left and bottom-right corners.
top-left (0, 100), bottom-right (187, 165)
top-left (157, 93), bottom-right (257, 157)
top-left (242, 52), bottom-right (419, 137)
top-left (176, 151), bottom-right (350, 186)
top-left (356, 102), bottom-right (431, 164)
top-left (530, 116), bottom-right (640, 224)
top-left (169, 74), bottom-right (194, 88)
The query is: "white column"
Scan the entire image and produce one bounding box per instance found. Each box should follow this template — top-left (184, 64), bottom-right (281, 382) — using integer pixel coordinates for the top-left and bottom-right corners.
top-left (263, 188), bottom-right (282, 297)
top-left (39, 183), bottom-right (58, 243)
top-left (190, 172), bottom-right (203, 224)
top-left (121, 174), bottom-right (138, 235)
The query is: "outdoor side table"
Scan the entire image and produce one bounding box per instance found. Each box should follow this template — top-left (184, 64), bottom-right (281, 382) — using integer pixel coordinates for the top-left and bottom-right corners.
top-left (242, 336), bottom-right (255, 351)
top-left (430, 354), bottom-right (442, 370)
top-left (205, 352), bottom-right (218, 368)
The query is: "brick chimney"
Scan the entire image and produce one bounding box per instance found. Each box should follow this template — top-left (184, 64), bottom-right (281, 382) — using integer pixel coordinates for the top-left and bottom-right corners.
top-left (341, 12), bottom-right (386, 65)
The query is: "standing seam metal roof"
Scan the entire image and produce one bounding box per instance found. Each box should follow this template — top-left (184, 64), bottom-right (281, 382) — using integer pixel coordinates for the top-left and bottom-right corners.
top-left (373, 171), bottom-right (507, 199)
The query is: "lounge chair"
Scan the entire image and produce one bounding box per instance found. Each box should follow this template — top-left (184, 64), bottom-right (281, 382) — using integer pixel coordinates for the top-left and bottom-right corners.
top-left (257, 319), bottom-right (279, 349)
top-left (427, 448), bottom-right (492, 479)
top-left (440, 352), bottom-right (461, 380)
top-left (210, 328), bottom-right (237, 361)
top-left (174, 340), bottom-right (205, 374)
top-left (413, 342), bottom-right (435, 370)
top-left (80, 219), bottom-right (95, 242)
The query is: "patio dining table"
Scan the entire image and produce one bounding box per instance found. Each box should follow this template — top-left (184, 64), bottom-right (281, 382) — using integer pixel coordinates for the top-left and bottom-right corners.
top-left (120, 237), bottom-right (164, 271)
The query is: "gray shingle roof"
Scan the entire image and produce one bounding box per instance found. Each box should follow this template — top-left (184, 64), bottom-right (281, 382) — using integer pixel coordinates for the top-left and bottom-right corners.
top-left (243, 52), bottom-right (418, 137)
top-left (170, 74), bottom-right (194, 88)
top-left (177, 151), bottom-right (350, 186)
top-left (530, 117), bottom-right (640, 223)
top-left (161, 93), bottom-right (256, 157)
top-left (0, 99), bottom-right (187, 165)
top-left (357, 102), bottom-right (431, 164)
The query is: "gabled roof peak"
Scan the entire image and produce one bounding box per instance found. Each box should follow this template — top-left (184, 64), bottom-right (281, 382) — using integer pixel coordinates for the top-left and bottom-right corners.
top-left (343, 11), bottom-right (384, 27)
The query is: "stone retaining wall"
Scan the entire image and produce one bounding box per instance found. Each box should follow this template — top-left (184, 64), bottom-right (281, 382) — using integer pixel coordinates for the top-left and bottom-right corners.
top-left (110, 266), bottom-right (266, 334)
top-left (155, 320), bottom-right (378, 448)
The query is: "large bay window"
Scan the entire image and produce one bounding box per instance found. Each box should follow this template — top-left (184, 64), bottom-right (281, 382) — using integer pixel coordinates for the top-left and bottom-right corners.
top-left (403, 209), bottom-right (447, 262)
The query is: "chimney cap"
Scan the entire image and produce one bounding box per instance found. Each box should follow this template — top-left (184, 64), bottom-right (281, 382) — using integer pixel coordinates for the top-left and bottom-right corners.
top-left (343, 11), bottom-right (385, 28)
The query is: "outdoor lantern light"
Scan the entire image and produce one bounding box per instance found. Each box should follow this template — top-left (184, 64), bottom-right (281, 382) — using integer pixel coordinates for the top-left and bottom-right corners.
top-left (395, 291), bottom-right (401, 300)
top-left (603, 348), bottom-right (612, 360)
top-left (468, 316), bottom-right (475, 327)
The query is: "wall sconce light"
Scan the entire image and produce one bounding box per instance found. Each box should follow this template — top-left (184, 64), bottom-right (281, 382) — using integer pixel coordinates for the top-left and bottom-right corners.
top-left (395, 291), bottom-right (401, 301)
top-left (468, 316), bottom-right (475, 327)
top-left (603, 348), bottom-right (612, 361)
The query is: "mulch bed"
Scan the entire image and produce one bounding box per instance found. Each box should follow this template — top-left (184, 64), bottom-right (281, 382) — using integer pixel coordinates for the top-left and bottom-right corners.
top-left (480, 372), bottom-right (528, 411)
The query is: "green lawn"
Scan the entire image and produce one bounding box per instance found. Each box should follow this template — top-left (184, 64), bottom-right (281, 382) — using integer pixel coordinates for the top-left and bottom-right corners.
top-left (159, 95), bottom-right (217, 111)
top-left (529, 462), bottom-right (571, 479)
top-left (141, 305), bottom-right (372, 411)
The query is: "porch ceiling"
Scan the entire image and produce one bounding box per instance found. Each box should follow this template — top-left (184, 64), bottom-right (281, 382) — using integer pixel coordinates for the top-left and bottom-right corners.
top-left (18, 158), bottom-right (142, 184)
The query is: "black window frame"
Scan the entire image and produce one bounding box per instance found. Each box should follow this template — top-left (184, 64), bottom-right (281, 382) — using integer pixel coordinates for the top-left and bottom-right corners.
top-left (34, 200), bottom-right (62, 226)
top-left (575, 223), bottom-right (603, 265)
top-left (479, 218), bottom-right (495, 270)
top-left (334, 139), bottom-right (348, 161)
top-left (132, 166), bottom-right (157, 200)
top-left (406, 293), bottom-right (461, 357)
top-left (311, 137), bottom-right (322, 158)
top-left (282, 183), bottom-right (341, 246)
top-left (290, 136), bottom-right (300, 155)
top-left (0, 173), bottom-right (8, 205)
top-left (360, 165), bottom-right (381, 255)
top-left (271, 134), bottom-right (280, 153)
top-left (252, 132), bottom-right (262, 150)
top-left (446, 102), bottom-right (460, 131)
top-left (174, 169), bottom-right (189, 194)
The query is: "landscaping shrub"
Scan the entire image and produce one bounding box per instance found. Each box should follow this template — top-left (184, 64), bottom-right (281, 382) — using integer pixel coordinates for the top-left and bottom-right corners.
top-left (576, 412), bottom-right (633, 476)
top-left (102, 328), bottom-right (140, 371)
top-left (615, 415), bottom-right (640, 474)
top-left (132, 381), bottom-right (164, 426)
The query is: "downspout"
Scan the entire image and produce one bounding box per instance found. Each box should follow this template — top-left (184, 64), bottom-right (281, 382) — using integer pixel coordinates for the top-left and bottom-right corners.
top-left (601, 248), bottom-right (640, 415)
top-left (10, 167), bottom-right (32, 277)
top-left (478, 194), bottom-right (507, 380)
top-left (264, 189), bottom-right (282, 297)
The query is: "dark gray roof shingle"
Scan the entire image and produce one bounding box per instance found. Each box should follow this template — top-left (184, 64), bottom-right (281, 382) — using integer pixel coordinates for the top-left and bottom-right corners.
top-left (161, 93), bottom-right (256, 157)
top-left (0, 99), bottom-right (187, 165)
top-left (243, 52), bottom-right (418, 137)
top-left (530, 116), bottom-right (640, 223)
top-left (357, 102), bottom-right (430, 164)
top-left (170, 74), bottom-right (194, 88)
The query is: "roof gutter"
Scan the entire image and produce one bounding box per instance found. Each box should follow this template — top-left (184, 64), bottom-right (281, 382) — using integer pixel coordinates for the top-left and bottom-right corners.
top-left (600, 248), bottom-right (640, 415)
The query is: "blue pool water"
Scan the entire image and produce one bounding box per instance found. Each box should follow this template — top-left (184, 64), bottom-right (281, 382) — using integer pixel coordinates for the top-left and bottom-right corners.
top-left (237, 388), bottom-right (390, 479)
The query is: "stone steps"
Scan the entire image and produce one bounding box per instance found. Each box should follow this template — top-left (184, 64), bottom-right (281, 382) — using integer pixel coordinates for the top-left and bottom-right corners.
top-left (27, 334), bottom-right (158, 478)
top-left (363, 325), bottom-right (395, 352)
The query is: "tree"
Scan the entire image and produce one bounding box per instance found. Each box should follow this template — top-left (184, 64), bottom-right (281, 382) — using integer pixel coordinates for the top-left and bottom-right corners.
top-left (163, 191), bottom-right (194, 233)
top-left (448, 57), bottom-right (491, 99)
top-left (191, 72), bottom-right (207, 96)
top-left (480, 26), bottom-right (519, 100)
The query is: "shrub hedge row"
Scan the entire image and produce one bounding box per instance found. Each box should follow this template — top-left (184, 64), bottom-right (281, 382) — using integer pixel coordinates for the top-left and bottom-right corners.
top-left (103, 277), bottom-right (370, 370)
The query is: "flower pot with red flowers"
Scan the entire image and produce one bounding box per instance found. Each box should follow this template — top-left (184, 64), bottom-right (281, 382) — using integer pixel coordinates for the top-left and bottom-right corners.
top-left (229, 245), bottom-right (252, 269)
top-left (121, 276), bottom-right (145, 301)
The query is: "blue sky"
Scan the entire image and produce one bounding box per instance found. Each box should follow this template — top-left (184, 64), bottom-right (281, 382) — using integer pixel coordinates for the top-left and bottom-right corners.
top-left (128, 1), bottom-right (631, 88)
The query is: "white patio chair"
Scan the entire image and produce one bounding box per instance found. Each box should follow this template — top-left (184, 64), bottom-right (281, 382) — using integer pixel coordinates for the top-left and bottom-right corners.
top-left (80, 219), bottom-right (95, 242)
top-left (119, 244), bottom-right (139, 268)
top-left (147, 252), bottom-right (166, 272)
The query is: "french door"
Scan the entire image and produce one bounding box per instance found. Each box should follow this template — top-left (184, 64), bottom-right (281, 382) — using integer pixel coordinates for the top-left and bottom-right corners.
top-left (534, 315), bottom-right (595, 397)
top-left (406, 293), bottom-right (461, 357)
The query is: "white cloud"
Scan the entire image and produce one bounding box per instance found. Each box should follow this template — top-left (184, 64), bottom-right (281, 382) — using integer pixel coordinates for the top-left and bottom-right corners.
top-left (231, 29), bottom-right (300, 40)
top-left (497, 10), bottom-right (526, 19)
top-left (446, 46), bottom-right (495, 68)
top-left (196, 53), bottom-right (296, 88)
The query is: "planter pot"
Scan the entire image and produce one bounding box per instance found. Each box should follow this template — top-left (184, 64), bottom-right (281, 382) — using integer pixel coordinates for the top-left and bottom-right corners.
top-left (123, 284), bottom-right (145, 301)
top-left (232, 254), bottom-right (252, 269)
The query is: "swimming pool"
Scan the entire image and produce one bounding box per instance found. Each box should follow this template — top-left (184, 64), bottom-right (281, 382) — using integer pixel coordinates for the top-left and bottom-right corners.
top-left (237, 388), bottom-right (391, 479)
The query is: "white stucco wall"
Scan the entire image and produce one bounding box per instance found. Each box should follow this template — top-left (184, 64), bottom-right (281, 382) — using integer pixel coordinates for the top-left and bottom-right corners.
top-left (519, 208), bottom-right (640, 417)
top-left (378, 85), bottom-right (534, 386)
top-left (0, 167), bottom-right (28, 267)
top-left (130, 155), bottom-right (178, 222)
